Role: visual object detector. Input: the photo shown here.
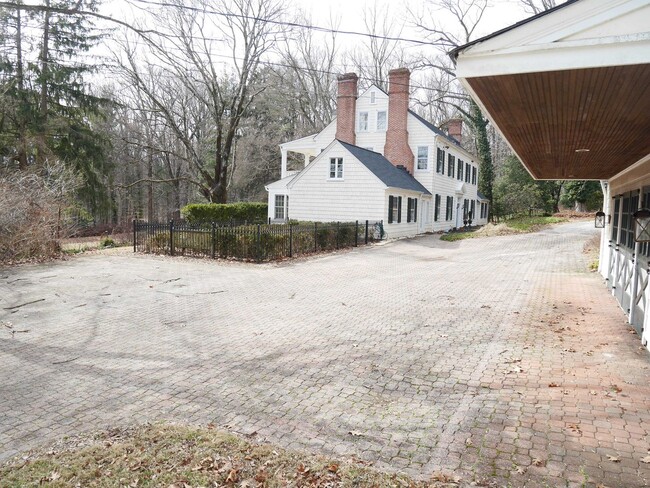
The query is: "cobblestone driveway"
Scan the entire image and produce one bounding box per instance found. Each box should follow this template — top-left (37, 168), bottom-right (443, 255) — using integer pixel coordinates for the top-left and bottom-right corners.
top-left (1, 221), bottom-right (649, 487)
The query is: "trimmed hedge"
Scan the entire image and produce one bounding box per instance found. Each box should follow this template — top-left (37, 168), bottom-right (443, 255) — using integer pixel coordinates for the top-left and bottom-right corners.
top-left (181, 202), bottom-right (267, 224)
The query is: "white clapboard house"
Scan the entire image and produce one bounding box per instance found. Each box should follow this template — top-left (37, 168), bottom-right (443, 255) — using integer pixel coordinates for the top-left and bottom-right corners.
top-left (265, 68), bottom-right (488, 238)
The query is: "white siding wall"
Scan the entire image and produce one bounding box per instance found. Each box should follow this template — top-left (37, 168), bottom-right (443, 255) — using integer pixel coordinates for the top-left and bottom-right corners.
top-left (288, 145), bottom-right (386, 223)
top-left (313, 120), bottom-right (337, 150)
top-left (405, 115), bottom-right (482, 232)
top-left (382, 190), bottom-right (430, 238)
top-left (354, 88), bottom-right (389, 152)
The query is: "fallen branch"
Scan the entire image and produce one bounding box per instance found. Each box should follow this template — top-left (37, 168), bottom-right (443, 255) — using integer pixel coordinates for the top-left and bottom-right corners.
top-left (3, 298), bottom-right (45, 310)
top-left (52, 356), bottom-right (79, 365)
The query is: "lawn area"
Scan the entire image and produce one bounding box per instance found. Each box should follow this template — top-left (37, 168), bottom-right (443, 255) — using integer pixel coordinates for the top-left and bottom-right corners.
top-left (0, 424), bottom-right (459, 487)
top-left (440, 216), bottom-right (567, 242)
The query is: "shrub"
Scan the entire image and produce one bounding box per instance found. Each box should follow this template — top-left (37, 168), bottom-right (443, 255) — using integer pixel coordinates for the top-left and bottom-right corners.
top-left (0, 162), bottom-right (80, 263)
top-left (181, 202), bottom-right (267, 224)
top-left (100, 237), bottom-right (116, 248)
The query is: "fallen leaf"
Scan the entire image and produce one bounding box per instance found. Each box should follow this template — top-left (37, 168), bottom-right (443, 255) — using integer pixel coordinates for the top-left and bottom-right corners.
top-left (514, 465), bottom-right (526, 475)
top-left (606, 455), bottom-right (620, 462)
top-left (226, 468), bottom-right (239, 482)
top-left (532, 458), bottom-right (546, 467)
top-left (590, 390), bottom-right (598, 395)
top-left (327, 463), bottom-right (339, 473)
top-left (548, 383), bottom-right (559, 388)
top-left (348, 430), bottom-right (363, 437)
top-left (465, 437), bottom-right (473, 447)
top-left (640, 456), bottom-right (650, 464)
top-left (611, 385), bottom-right (623, 393)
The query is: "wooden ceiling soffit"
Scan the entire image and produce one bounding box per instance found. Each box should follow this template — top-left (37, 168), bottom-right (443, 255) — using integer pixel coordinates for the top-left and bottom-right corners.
top-left (467, 64), bottom-right (650, 180)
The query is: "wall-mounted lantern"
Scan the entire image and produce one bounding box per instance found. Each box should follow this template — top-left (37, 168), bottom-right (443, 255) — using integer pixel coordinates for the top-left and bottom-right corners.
top-left (594, 211), bottom-right (606, 228)
top-left (633, 208), bottom-right (650, 242)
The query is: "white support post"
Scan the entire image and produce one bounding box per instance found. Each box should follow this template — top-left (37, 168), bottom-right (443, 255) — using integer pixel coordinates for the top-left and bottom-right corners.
top-left (598, 181), bottom-right (610, 278)
top-left (280, 148), bottom-right (288, 179)
top-left (304, 153), bottom-right (310, 168)
top-left (612, 196), bottom-right (623, 297)
top-left (643, 281), bottom-right (650, 348)
top-left (629, 190), bottom-right (642, 325)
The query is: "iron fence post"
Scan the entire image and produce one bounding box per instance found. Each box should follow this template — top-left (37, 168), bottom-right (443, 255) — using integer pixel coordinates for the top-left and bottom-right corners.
top-left (169, 220), bottom-right (175, 256)
top-left (355, 220), bottom-right (358, 247)
top-left (289, 224), bottom-right (293, 258)
top-left (314, 222), bottom-right (318, 252)
top-left (365, 220), bottom-right (369, 244)
top-left (336, 221), bottom-right (340, 249)
top-left (211, 222), bottom-right (216, 259)
top-left (133, 219), bottom-right (137, 253)
top-left (256, 224), bottom-right (261, 262)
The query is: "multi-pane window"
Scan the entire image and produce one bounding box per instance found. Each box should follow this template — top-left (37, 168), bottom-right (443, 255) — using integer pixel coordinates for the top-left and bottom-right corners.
top-left (465, 162), bottom-right (471, 183)
top-left (329, 157), bottom-right (343, 179)
top-left (388, 195), bottom-right (402, 224)
top-left (274, 195), bottom-right (285, 220)
top-left (434, 194), bottom-right (441, 222)
top-left (407, 198), bottom-right (418, 223)
top-left (472, 166), bottom-right (477, 185)
top-left (370, 91), bottom-right (376, 104)
top-left (446, 196), bottom-right (453, 221)
top-left (457, 159), bottom-right (464, 180)
top-left (447, 155), bottom-right (455, 177)
top-left (377, 111), bottom-right (387, 131)
top-left (417, 146), bottom-right (429, 170)
top-left (358, 112), bottom-right (369, 131)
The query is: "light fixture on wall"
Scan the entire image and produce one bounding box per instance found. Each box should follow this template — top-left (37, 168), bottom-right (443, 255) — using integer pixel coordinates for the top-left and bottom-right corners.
top-left (594, 211), bottom-right (606, 228)
top-left (633, 208), bottom-right (650, 242)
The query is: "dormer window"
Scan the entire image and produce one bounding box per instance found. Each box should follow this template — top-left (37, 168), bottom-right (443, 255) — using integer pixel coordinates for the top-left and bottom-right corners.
top-left (377, 111), bottom-right (387, 131)
top-left (358, 112), bottom-right (369, 132)
top-left (370, 91), bottom-right (376, 104)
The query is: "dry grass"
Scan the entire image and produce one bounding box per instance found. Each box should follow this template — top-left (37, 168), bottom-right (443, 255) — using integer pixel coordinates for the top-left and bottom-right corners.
top-left (440, 216), bottom-right (568, 242)
top-left (0, 424), bottom-right (463, 487)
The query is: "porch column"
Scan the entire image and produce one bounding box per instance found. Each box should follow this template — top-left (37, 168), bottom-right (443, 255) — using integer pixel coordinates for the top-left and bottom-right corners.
top-left (598, 181), bottom-right (610, 278)
top-left (304, 153), bottom-right (310, 168)
top-left (629, 189), bottom-right (642, 325)
top-left (281, 148), bottom-right (288, 179)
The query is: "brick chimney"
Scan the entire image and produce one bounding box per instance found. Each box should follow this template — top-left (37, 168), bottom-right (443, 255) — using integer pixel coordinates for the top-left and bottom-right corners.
top-left (384, 68), bottom-right (414, 174)
top-left (447, 118), bottom-right (463, 145)
top-left (335, 73), bottom-right (358, 145)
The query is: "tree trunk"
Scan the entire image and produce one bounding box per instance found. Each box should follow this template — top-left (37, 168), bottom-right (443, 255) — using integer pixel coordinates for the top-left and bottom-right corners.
top-left (15, 1), bottom-right (27, 170)
top-left (38, 0), bottom-right (51, 162)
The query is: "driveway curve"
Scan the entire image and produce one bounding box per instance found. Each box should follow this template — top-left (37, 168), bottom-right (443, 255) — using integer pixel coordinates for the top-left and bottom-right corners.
top-left (1, 221), bottom-right (649, 487)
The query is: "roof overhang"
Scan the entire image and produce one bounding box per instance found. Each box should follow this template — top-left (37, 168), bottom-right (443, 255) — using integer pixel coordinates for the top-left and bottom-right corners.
top-left (451, 0), bottom-right (650, 180)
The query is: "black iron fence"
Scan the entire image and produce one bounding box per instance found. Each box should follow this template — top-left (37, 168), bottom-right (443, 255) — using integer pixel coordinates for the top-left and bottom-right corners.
top-left (133, 220), bottom-right (384, 262)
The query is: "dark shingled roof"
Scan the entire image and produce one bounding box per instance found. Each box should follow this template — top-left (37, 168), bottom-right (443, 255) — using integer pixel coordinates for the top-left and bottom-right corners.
top-left (338, 141), bottom-right (431, 195)
top-left (477, 191), bottom-right (489, 201)
top-left (408, 110), bottom-right (462, 148)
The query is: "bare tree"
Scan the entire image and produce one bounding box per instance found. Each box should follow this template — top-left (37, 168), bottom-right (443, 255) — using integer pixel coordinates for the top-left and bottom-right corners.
top-left (280, 13), bottom-right (339, 132)
top-left (519, 0), bottom-right (558, 15)
top-left (115, 0), bottom-right (287, 203)
top-left (412, 0), bottom-right (496, 207)
top-left (349, 3), bottom-right (413, 91)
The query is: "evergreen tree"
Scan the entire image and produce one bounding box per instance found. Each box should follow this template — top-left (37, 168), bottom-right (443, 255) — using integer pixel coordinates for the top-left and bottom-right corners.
top-left (0, 0), bottom-right (111, 215)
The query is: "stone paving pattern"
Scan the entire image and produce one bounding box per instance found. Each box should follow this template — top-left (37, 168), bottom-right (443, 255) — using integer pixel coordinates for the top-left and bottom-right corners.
top-left (1, 221), bottom-right (649, 487)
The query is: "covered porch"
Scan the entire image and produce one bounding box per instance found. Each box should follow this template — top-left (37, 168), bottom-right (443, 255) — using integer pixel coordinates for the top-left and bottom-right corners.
top-left (451, 0), bottom-right (650, 349)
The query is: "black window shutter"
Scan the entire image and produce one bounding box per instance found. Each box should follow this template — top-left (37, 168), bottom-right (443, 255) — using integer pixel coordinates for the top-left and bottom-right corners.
top-left (406, 198), bottom-right (411, 223)
top-left (414, 199), bottom-right (418, 222)
top-left (388, 196), bottom-right (394, 223)
top-left (397, 196), bottom-right (402, 223)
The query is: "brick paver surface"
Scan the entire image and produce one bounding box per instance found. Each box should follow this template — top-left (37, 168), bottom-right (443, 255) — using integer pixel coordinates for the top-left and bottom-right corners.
top-left (1, 221), bottom-right (649, 487)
